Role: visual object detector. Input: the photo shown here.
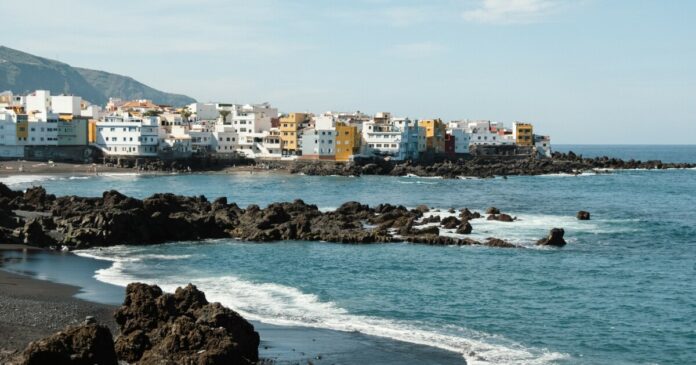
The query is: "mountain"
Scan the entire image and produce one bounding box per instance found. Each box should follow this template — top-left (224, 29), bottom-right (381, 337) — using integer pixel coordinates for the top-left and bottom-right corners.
top-left (0, 46), bottom-right (196, 106)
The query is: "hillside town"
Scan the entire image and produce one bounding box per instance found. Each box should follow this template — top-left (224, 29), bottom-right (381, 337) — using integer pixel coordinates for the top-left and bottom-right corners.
top-left (0, 90), bottom-right (552, 162)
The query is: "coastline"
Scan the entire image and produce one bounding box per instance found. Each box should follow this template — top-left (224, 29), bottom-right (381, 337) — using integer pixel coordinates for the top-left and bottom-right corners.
top-left (0, 246), bottom-right (466, 365)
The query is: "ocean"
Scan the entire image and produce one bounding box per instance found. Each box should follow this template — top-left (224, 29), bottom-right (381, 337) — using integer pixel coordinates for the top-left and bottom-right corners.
top-left (1, 145), bottom-right (695, 365)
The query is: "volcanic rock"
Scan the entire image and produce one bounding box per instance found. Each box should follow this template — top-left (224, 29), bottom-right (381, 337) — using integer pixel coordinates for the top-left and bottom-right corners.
top-left (114, 283), bottom-right (259, 365)
top-left (576, 211), bottom-right (591, 220)
top-left (537, 228), bottom-right (567, 247)
top-left (21, 322), bottom-right (117, 365)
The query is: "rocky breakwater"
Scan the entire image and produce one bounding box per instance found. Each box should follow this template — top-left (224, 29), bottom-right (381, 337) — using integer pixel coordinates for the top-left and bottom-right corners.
top-left (0, 183), bottom-right (572, 250)
top-left (19, 283), bottom-right (259, 365)
top-left (289, 153), bottom-right (696, 179)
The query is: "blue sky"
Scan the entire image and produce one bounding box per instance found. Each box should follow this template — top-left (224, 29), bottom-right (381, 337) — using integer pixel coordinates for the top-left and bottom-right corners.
top-left (4, 0), bottom-right (695, 143)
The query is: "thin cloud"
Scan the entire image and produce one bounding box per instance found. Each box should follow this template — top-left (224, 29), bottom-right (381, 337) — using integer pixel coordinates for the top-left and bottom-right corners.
top-left (389, 42), bottom-right (446, 57)
top-left (462, 0), bottom-right (562, 25)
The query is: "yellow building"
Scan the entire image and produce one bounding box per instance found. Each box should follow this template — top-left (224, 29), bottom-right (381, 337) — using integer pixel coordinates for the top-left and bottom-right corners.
top-left (335, 122), bottom-right (360, 162)
top-left (418, 119), bottom-right (446, 153)
top-left (88, 120), bottom-right (98, 143)
top-left (16, 118), bottom-right (28, 142)
top-left (280, 112), bottom-right (310, 155)
top-left (514, 122), bottom-right (534, 146)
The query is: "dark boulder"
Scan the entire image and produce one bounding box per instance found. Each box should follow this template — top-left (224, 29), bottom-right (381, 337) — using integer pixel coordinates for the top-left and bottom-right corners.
top-left (487, 213), bottom-right (515, 222)
top-left (22, 186), bottom-right (55, 211)
top-left (21, 322), bottom-right (117, 365)
top-left (537, 228), bottom-right (567, 247)
top-left (21, 217), bottom-right (57, 247)
top-left (440, 216), bottom-right (461, 229)
top-left (576, 211), bottom-right (591, 220)
top-left (456, 221), bottom-right (472, 234)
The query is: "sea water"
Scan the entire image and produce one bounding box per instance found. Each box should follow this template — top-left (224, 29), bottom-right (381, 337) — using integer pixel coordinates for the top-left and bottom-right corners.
top-left (1, 146), bottom-right (695, 365)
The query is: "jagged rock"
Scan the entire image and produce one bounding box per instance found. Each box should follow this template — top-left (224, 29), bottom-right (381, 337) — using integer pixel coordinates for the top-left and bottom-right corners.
top-left (537, 228), bottom-right (567, 247)
top-left (0, 184), bottom-right (546, 251)
top-left (415, 215), bottom-right (440, 225)
top-left (576, 211), bottom-right (591, 220)
top-left (21, 323), bottom-right (117, 365)
top-left (456, 221), bottom-right (473, 234)
top-left (459, 208), bottom-right (480, 220)
top-left (440, 216), bottom-right (461, 229)
top-left (21, 217), bottom-right (56, 246)
top-left (114, 283), bottom-right (259, 365)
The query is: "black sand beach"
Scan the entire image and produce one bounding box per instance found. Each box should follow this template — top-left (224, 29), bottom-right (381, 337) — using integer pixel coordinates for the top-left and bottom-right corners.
top-left (0, 246), bottom-right (465, 364)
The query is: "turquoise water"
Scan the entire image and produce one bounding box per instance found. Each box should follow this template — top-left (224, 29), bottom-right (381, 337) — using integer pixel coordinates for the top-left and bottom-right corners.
top-left (2, 147), bottom-right (695, 365)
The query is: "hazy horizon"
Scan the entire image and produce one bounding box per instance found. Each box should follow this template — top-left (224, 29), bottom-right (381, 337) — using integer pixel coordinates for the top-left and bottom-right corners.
top-left (4, 0), bottom-right (695, 144)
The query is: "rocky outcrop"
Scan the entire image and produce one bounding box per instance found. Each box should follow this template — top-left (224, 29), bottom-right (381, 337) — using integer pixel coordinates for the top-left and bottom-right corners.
top-left (537, 228), bottom-right (567, 247)
top-left (114, 283), bottom-right (259, 365)
top-left (484, 238), bottom-right (518, 248)
top-left (18, 284), bottom-right (260, 365)
top-left (288, 154), bottom-right (696, 179)
top-left (456, 221), bottom-right (473, 234)
top-left (577, 211), bottom-right (591, 220)
top-left (487, 213), bottom-right (515, 222)
top-left (21, 320), bottom-right (117, 365)
top-left (0, 183), bottom-right (565, 250)
top-left (459, 208), bottom-right (481, 220)
top-left (440, 216), bottom-right (461, 229)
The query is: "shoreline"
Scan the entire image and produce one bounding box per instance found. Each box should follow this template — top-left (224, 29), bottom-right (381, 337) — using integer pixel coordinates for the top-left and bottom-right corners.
top-left (2, 152), bottom-right (695, 180)
top-left (0, 246), bottom-right (466, 364)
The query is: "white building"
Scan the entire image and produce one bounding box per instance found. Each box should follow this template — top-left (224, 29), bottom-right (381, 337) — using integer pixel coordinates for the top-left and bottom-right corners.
top-left (51, 95), bottom-right (82, 115)
top-left (217, 103), bottom-right (278, 158)
top-left (161, 126), bottom-right (193, 157)
top-left (188, 102), bottom-right (219, 121)
top-left (447, 127), bottom-right (471, 154)
top-left (452, 120), bottom-right (511, 146)
top-left (25, 90), bottom-right (51, 114)
top-left (212, 124), bottom-right (239, 154)
top-left (95, 114), bottom-right (160, 156)
top-left (535, 135), bottom-right (552, 157)
top-left (81, 104), bottom-right (103, 119)
top-left (361, 118), bottom-right (423, 160)
top-left (0, 110), bottom-right (23, 157)
top-left (301, 127), bottom-right (337, 159)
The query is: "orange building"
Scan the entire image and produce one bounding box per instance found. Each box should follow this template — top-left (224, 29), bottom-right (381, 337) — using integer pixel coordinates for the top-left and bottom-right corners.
top-left (418, 119), bottom-right (446, 153)
top-left (335, 122), bottom-right (360, 161)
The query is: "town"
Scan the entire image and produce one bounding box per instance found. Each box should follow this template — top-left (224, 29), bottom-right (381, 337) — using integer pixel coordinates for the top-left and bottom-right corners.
top-left (0, 90), bottom-right (552, 163)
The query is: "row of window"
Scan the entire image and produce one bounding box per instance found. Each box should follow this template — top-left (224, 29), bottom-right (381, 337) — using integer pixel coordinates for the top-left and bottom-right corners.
top-left (368, 143), bottom-right (399, 148)
top-left (105, 136), bottom-right (156, 142)
top-left (106, 146), bottom-right (157, 152)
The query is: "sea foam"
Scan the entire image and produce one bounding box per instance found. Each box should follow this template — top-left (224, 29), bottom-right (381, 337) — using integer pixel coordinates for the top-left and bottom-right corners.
top-left (75, 246), bottom-right (569, 365)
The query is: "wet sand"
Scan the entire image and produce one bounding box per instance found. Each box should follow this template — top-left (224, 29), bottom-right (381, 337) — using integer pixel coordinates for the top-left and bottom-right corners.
top-left (0, 245), bottom-right (465, 364)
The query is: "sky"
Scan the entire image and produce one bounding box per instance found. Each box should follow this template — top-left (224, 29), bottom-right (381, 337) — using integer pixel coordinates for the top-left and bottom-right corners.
top-left (3, 0), bottom-right (695, 144)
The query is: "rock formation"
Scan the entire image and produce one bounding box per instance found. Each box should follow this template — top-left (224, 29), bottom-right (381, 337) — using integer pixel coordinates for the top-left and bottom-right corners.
top-left (0, 183), bottom-right (564, 250)
top-left (114, 283), bottom-right (259, 365)
top-left (576, 211), bottom-right (591, 220)
top-left (21, 320), bottom-right (117, 365)
top-left (537, 228), bottom-right (567, 247)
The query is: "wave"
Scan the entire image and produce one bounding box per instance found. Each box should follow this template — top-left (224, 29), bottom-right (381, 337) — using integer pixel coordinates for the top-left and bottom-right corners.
top-left (0, 174), bottom-right (58, 186)
top-left (404, 173), bottom-right (443, 179)
top-left (419, 210), bottom-right (638, 247)
top-left (75, 247), bottom-right (569, 365)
